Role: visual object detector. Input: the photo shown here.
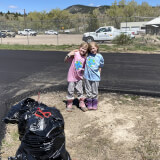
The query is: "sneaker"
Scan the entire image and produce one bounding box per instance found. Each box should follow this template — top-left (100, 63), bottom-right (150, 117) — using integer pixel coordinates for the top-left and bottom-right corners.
top-left (79, 98), bottom-right (86, 108)
top-left (81, 107), bottom-right (88, 112)
top-left (79, 98), bottom-right (88, 112)
top-left (66, 99), bottom-right (73, 112)
top-left (66, 107), bottom-right (72, 112)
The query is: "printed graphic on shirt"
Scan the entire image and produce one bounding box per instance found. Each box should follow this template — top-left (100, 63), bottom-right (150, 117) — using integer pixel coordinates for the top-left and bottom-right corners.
top-left (87, 58), bottom-right (95, 67)
top-left (75, 61), bottom-right (83, 70)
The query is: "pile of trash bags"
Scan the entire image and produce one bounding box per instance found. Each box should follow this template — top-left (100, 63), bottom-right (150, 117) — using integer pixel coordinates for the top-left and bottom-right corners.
top-left (3, 98), bottom-right (71, 160)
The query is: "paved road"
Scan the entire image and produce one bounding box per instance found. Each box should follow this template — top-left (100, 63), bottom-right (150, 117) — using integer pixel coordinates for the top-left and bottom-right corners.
top-left (101, 53), bottom-right (160, 95)
top-left (0, 50), bottom-right (160, 144)
top-left (0, 50), bottom-right (69, 144)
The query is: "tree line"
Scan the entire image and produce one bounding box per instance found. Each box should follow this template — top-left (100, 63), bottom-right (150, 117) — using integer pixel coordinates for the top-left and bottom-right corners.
top-left (0, 0), bottom-right (159, 32)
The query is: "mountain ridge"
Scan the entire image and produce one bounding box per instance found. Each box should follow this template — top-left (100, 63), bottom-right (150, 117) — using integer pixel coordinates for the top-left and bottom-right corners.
top-left (65, 4), bottom-right (110, 14)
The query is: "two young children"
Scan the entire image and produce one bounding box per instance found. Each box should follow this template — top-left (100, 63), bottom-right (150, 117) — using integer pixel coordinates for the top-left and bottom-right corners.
top-left (64, 42), bottom-right (104, 112)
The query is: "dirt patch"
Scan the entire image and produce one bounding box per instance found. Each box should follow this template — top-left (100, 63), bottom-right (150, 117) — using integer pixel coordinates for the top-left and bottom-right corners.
top-left (1, 91), bottom-right (160, 160)
top-left (0, 34), bottom-right (83, 45)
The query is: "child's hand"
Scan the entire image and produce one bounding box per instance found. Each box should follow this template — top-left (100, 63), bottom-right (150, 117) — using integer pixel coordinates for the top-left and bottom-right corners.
top-left (68, 51), bottom-right (75, 57)
top-left (64, 49), bottom-right (78, 62)
top-left (73, 49), bottom-right (79, 52)
top-left (68, 49), bottom-right (78, 57)
top-left (80, 68), bottom-right (84, 74)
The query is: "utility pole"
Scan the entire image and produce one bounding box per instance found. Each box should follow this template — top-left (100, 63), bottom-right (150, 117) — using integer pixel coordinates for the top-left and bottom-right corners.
top-left (24, 9), bottom-right (29, 45)
top-left (24, 9), bottom-right (26, 28)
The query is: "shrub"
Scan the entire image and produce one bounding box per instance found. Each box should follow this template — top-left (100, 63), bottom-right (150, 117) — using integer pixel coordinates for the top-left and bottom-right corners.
top-left (112, 33), bottom-right (133, 45)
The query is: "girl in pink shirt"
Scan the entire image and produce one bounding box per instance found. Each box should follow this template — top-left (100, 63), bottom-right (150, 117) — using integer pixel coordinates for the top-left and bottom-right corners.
top-left (64, 42), bottom-right (88, 112)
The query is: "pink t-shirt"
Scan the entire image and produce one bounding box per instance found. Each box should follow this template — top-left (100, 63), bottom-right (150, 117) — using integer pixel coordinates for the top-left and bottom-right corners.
top-left (67, 51), bottom-right (86, 82)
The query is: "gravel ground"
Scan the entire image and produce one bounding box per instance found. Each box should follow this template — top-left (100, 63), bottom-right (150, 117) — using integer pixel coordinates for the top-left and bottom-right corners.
top-left (0, 34), bottom-right (83, 45)
top-left (1, 91), bottom-right (160, 160)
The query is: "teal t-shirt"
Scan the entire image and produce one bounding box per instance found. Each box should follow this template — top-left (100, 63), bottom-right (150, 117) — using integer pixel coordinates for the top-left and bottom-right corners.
top-left (84, 53), bottom-right (104, 81)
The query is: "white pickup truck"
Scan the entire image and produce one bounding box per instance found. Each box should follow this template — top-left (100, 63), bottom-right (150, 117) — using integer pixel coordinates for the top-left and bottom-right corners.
top-left (82, 26), bottom-right (135, 43)
top-left (18, 29), bottom-right (37, 36)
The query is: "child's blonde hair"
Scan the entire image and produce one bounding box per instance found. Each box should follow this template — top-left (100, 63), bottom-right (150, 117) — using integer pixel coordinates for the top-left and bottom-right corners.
top-left (88, 42), bottom-right (99, 52)
top-left (79, 42), bottom-right (89, 56)
top-left (79, 42), bottom-right (89, 50)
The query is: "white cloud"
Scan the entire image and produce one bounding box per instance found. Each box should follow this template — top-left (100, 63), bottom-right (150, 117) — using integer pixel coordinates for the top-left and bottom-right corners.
top-left (8, 5), bottom-right (18, 9)
top-left (88, 3), bottom-right (94, 6)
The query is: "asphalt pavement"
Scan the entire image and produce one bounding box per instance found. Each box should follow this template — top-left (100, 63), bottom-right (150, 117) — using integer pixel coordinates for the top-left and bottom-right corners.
top-left (0, 49), bottom-right (69, 145)
top-left (100, 53), bottom-right (160, 95)
top-left (0, 50), bottom-right (160, 146)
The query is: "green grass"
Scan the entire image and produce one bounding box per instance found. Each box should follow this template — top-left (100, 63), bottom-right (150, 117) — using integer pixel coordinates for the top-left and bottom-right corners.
top-left (0, 38), bottom-right (160, 53)
top-left (130, 44), bottom-right (157, 51)
top-left (0, 44), bottom-right (79, 51)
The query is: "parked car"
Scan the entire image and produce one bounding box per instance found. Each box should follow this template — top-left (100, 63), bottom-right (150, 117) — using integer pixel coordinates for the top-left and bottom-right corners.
top-left (1, 30), bottom-right (16, 37)
top-left (45, 30), bottom-right (58, 35)
top-left (82, 26), bottom-right (120, 42)
top-left (82, 26), bottom-right (135, 43)
top-left (18, 29), bottom-right (37, 36)
top-left (0, 32), bottom-right (6, 38)
top-left (120, 31), bottom-right (135, 39)
top-left (64, 29), bottom-right (70, 34)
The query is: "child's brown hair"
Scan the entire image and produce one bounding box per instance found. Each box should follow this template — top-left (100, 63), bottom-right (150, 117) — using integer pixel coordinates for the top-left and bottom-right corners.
top-left (88, 42), bottom-right (99, 53)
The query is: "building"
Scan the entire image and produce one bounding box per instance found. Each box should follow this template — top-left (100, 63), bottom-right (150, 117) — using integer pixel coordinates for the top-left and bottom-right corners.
top-left (145, 17), bottom-right (160, 35)
top-left (120, 21), bottom-right (147, 34)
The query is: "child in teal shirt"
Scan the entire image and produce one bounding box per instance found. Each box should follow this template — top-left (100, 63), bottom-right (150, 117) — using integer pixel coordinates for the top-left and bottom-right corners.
top-left (84, 42), bottom-right (104, 110)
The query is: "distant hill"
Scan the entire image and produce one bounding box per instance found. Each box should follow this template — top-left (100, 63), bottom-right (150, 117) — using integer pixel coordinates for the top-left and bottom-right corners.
top-left (65, 4), bottom-right (110, 14)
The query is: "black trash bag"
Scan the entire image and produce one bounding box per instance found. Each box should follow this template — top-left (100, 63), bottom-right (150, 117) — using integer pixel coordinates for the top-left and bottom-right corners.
top-left (4, 98), bottom-right (71, 160)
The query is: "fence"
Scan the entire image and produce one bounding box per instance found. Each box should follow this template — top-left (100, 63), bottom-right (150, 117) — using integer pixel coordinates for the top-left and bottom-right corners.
top-left (0, 17), bottom-right (103, 45)
top-left (0, 16), bottom-right (155, 45)
top-left (0, 17), bottom-right (112, 33)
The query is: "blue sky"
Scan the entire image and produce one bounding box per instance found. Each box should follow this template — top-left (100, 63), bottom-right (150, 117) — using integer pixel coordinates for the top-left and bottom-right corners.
top-left (0, 0), bottom-right (160, 13)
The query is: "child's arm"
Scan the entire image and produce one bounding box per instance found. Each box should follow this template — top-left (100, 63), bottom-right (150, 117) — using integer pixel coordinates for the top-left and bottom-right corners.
top-left (64, 50), bottom-right (78, 62)
top-left (99, 55), bottom-right (104, 74)
top-left (99, 68), bottom-right (102, 73)
top-left (99, 55), bottom-right (104, 68)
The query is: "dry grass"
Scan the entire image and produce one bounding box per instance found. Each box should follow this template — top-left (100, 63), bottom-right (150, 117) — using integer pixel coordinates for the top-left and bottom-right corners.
top-left (0, 34), bottom-right (83, 45)
top-left (1, 91), bottom-right (160, 160)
